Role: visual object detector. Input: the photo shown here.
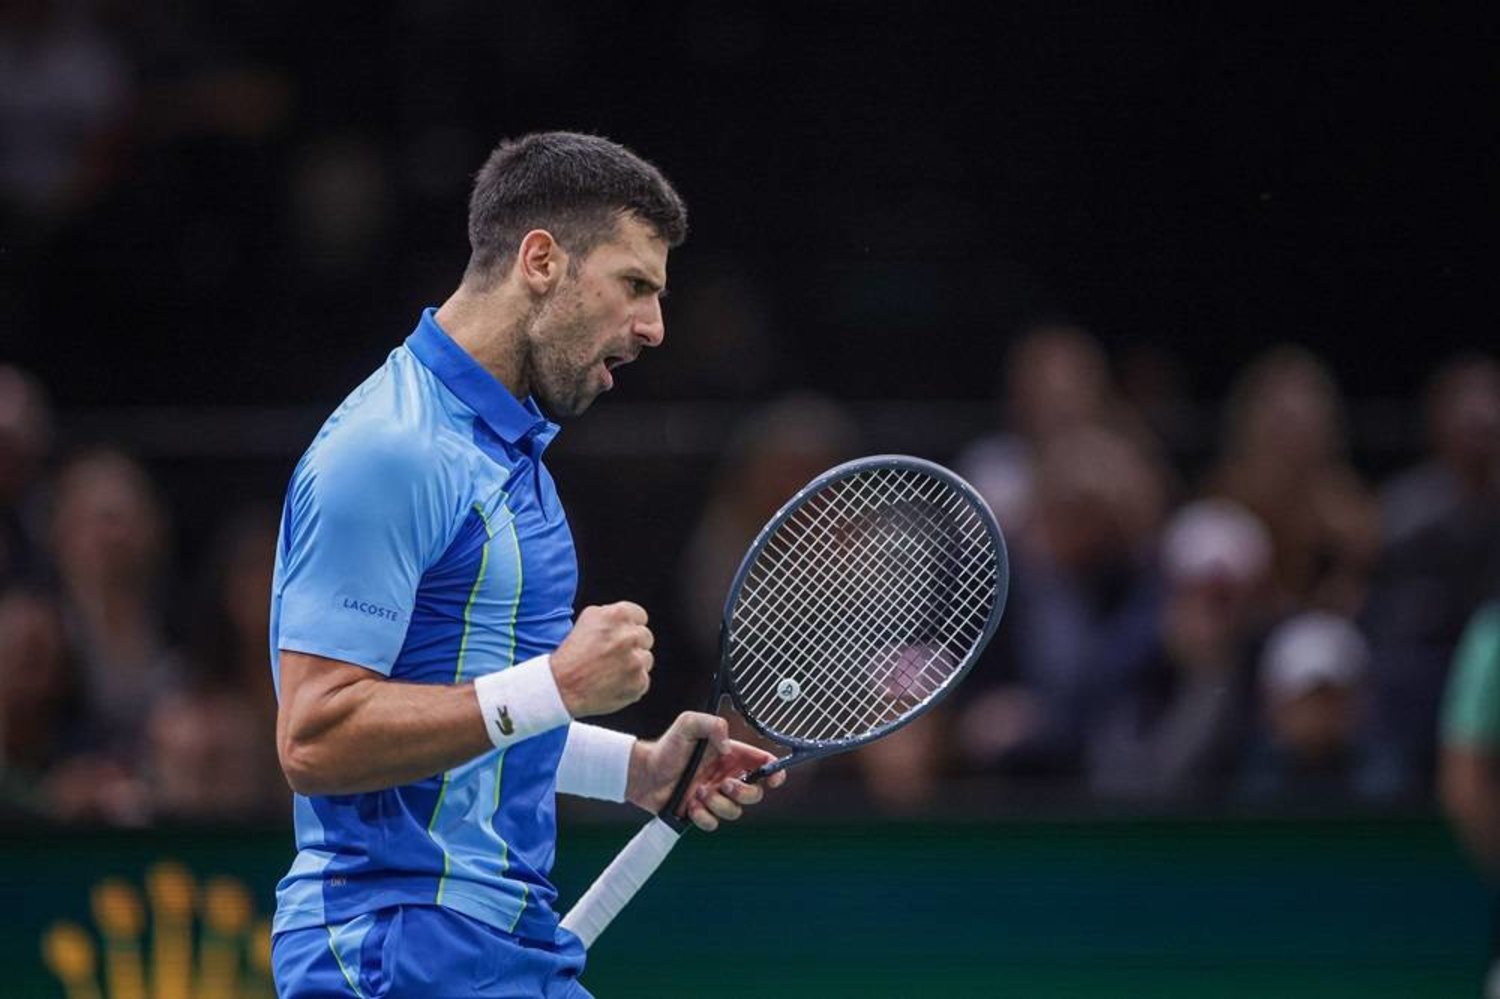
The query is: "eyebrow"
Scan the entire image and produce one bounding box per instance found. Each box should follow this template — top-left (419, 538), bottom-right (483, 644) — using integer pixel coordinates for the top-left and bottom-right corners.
top-left (626, 270), bottom-right (667, 297)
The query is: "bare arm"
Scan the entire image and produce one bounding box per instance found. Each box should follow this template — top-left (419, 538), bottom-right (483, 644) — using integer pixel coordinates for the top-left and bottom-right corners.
top-left (1440, 745), bottom-right (1500, 876)
top-left (277, 602), bottom-right (655, 796)
top-left (277, 650), bottom-right (493, 796)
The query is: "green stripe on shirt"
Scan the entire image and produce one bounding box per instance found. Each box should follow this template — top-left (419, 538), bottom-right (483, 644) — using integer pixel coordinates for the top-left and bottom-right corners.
top-left (496, 510), bottom-right (532, 931)
top-left (433, 503), bottom-right (497, 906)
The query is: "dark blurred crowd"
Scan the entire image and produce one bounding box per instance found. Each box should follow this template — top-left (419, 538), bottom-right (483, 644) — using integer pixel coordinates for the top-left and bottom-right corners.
top-left (677, 335), bottom-right (1500, 818)
top-left (0, 367), bottom-right (284, 823)
top-left (8, 340), bottom-right (1498, 826)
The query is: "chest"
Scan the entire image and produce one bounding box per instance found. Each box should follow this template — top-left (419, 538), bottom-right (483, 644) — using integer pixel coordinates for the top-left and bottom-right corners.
top-left (412, 447), bottom-right (578, 673)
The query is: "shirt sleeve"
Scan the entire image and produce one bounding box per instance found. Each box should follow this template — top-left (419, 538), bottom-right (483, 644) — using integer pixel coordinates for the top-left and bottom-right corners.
top-left (1441, 603), bottom-right (1500, 751)
top-left (275, 425), bottom-right (460, 674)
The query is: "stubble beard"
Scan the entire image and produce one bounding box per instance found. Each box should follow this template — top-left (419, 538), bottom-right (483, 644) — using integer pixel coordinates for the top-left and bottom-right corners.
top-left (524, 287), bottom-right (601, 420)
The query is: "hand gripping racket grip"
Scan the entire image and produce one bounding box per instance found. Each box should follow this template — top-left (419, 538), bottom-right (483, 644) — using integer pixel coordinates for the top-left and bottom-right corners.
top-left (559, 816), bottom-right (682, 949)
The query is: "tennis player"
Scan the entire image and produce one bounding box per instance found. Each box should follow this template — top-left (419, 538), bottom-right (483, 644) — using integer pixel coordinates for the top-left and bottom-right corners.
top-left (268, 132), bottom-right (785, 998)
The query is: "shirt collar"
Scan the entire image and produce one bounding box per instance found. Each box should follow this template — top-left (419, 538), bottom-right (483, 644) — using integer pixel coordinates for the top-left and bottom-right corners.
top-left (405, 308), bottom-right (559, 450)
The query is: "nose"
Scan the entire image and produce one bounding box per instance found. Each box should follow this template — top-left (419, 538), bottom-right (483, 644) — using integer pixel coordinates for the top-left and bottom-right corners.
top-left (633, 298), bottom-right (665, 348)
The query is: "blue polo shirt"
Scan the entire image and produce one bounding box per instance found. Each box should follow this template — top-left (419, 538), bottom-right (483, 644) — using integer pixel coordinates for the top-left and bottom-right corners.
top-left (270, 308), bottom-right (578, 943)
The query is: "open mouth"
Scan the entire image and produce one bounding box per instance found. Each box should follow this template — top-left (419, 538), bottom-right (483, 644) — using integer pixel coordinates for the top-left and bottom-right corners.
top-left (598, 349), bottom-right (639, 392)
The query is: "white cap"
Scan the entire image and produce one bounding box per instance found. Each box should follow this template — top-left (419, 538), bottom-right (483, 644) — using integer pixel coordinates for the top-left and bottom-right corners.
top-left (1160, 499), bottom-right (1271, 585)
top-left (1260, 612), bottom-right (1369, 700)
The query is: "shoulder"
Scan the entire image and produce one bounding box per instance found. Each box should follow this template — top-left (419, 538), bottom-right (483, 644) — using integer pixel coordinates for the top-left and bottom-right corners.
top-left (298, 419), bottom-right (442, 513)
top-left (307, 351), bottom-right (472, 477)
top-left (290, 350), bottom-right (481, 522)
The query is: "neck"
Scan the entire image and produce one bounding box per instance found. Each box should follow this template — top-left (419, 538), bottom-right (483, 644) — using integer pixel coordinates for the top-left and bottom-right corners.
top-left (434, 280), bottom-right (534, 399)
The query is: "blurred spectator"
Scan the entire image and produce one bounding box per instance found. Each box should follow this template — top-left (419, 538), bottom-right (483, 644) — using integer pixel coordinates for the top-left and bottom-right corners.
top-left (0, 0), bottom-right (132, 229)
top-left (679, 393), bottom-right (861, 661)
top-left (956, 322), bottom-right (1121, 538)
top-left (1116, 343), bottom-right (1197, 461)
top-left (1440, 599), bottom-right (1500, 870)
top-left (179, 507), bottom-right (285, 817)
top-left (958, 425), bottom-right (1170, 785)
top-left (0, 587), bottom-right (81, 815)
top-left (1382, 355), bottom-right (1500, 548)
top-left (186, 507), bottom-right (279, 718)
top-left (853, 710), bottom-right (951, 815)
top-left (1086, 499), bottom-right (1270, 803)
top-left (143, 682), bottom-right (278, 822)
top-left (1239, 612), bottom-right (1401, 807)
top-left (48, 447), bottom-right (180, 757)
top-left (38, 742), bottom-right (146, 825)
top-left (1202, 345), bottom-right (1380, 616)
top-left (1439, 599), bottom-right (1500, 997)
top-left (0, 365), bottom-right (53, 585)
top-left (1363, 359), bottom-right (1500, 795)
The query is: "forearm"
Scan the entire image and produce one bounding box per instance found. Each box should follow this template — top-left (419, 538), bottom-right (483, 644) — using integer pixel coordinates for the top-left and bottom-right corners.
top-left (278, 651), bottom-right (570, 795)
top-left (277, 600), bottom-right (653, 796)
top-left (279, 674), bottom-right (492, 795)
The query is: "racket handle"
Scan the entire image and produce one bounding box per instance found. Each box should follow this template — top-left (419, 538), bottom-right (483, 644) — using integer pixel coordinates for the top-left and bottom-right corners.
top-left (745, 755), bottom-right (792, 784)
top-left (559, 816), bottom-right (682, 949)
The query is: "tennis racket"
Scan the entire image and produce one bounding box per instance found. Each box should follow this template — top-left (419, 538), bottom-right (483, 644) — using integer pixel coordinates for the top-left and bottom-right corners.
top-left (559, 454), bottom-right (1008, 948)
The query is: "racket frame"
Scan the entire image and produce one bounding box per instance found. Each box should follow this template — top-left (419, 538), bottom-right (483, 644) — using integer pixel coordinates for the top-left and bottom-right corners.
top-left (660, 454), bottom-right (1008, 825)
top-left (563, 454), bottom-right (1009, 944)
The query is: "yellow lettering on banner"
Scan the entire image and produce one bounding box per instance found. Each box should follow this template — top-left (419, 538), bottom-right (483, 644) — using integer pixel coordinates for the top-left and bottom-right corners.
top-left (42, 922), bottom-right (102, 999)
top-left (42, 860), bottom-right (274, 999)
top-left (145, 862), bottom-right (193, 999)
top-left (93, 880), bottom-right (146, 999)
top-left (198, 878), bottom-right (252, 999)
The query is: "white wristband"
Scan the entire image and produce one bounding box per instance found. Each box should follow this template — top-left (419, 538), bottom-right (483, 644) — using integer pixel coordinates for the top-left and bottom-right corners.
top-left (473, 655), bottom-right (571, 749)
top-left (556, 723), bottom-right (636, 802)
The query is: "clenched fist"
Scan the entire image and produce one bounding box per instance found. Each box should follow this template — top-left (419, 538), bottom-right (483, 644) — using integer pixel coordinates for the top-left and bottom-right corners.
top-left (551, 602), bottom-right (654, 717)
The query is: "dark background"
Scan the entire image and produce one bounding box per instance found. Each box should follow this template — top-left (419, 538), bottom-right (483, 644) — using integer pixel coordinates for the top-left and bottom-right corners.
top-left (5, 3), bottom-right (1490, 407)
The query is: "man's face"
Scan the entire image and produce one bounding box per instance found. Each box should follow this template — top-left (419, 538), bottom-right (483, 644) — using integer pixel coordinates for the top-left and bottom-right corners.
top-left (526, 214), bottom-right (668, 418)
top-left (1270, 685), bottom-right (1359, 762)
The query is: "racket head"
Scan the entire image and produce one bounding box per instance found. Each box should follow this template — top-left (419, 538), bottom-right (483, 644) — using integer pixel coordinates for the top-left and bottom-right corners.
top-left (718, 455), bottom-right (1008, 763)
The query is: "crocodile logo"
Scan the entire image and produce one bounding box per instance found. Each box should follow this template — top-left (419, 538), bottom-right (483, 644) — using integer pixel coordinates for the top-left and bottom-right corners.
top-left (496, 705), bottom-right (515, 736)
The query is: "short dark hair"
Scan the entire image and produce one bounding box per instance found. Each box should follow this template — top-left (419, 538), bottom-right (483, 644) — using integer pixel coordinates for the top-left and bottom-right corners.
top-left (465, 132), bottom-right (688, 283)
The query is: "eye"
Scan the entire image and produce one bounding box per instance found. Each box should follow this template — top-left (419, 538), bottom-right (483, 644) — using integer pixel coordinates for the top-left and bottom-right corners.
top-left (628, 278), bottom-right (653, 297)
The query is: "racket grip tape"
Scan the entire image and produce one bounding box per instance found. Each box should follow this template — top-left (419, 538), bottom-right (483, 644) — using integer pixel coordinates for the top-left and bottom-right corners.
top-left (559, 816), bottom-right (682, 949)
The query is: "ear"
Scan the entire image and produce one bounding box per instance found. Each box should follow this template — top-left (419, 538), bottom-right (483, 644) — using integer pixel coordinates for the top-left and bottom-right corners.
top-left (516, 229), bottom-right (568, 295)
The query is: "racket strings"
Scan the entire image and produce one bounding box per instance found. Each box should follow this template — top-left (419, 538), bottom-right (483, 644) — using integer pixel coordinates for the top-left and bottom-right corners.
top-left (728, 467), bottom-right (999, 743)
top-left (747, 474), bottom-right (986, 676)
top-left (756, 523), bottom-right (989, 741)
top-left (738, 491), bottom-right (987, 722)
top-left (739, 490), bottom-right (990, 740)
top-left (748, 473), bottom-right (989, 660)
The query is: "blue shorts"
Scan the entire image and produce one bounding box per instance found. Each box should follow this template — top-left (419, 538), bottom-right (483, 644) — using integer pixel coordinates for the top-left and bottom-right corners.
top-left (272, 905), bottom-right (592, 999)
